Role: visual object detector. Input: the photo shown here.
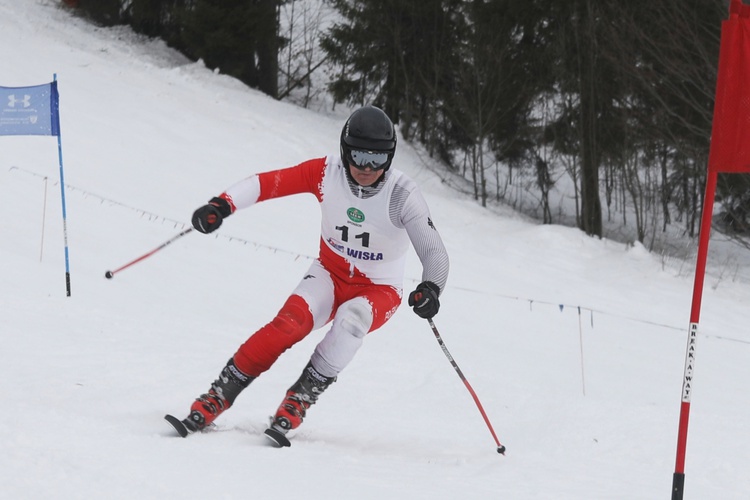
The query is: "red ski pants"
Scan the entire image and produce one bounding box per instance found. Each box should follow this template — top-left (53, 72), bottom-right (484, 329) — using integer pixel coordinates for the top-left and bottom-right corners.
top-left (233, 260), bottom-right (401, 377)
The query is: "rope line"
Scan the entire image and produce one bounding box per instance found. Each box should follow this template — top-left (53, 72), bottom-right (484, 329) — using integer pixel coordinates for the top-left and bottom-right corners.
top-left (10, 165), bottom-right (749, 346)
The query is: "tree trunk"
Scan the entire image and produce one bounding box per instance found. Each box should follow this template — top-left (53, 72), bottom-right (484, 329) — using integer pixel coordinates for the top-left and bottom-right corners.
top-left (577, 0), bottom-right (602, 237)
top-left (256, 0), bottom-right (279, 99)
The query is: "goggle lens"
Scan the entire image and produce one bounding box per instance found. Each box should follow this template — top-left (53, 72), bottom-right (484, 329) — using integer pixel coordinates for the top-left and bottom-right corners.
top-left (349, 149), bottom-right (389, 170)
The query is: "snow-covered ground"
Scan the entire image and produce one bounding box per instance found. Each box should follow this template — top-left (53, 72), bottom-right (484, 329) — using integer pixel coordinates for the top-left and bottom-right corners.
top-left (2, 2), bottom-right (749, 499)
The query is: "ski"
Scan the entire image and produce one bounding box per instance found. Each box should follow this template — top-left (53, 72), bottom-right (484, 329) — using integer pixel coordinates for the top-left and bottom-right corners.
top-left (166, 412), bottom-right (290, 446)
top-left (264, 427), bottom-right (291, 447)
top-left (164, 414), bottom-right (194, 438)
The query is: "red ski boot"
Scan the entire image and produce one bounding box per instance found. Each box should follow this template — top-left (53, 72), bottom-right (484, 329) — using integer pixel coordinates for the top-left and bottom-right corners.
top-left (265, 362), bottom-right (335, 447)
top-left (166, 358), bottom-right (254, 437)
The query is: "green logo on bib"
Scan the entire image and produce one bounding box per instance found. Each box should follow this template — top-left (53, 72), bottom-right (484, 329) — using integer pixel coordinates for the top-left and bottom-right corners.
top-left (347, 207), bottom-right (365, 223)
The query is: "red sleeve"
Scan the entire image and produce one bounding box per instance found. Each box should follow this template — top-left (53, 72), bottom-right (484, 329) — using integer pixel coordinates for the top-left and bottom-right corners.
top-left (257, 157), bottom-right (327, 203)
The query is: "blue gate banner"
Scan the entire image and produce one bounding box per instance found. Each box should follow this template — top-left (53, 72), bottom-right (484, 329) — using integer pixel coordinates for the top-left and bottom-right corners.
top-left (0, 82), bottom-right (60, 136)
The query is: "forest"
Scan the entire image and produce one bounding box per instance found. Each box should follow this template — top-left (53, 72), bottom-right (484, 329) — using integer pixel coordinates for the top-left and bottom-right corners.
top-left (63, 0), bottom-right (746, 253)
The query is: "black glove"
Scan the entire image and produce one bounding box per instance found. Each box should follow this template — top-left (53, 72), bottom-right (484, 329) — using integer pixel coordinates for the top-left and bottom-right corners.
top-left (192, 197), bottom-right (232, 234)
top-left (408, 281), bottom-right (441, 319)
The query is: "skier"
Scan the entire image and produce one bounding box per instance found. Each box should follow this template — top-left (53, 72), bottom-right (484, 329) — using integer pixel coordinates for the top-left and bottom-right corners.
top-left (166, 105), bottom-right (450, 446)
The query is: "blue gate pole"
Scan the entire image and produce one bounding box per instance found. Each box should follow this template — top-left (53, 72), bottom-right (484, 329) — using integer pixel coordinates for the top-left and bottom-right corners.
top-left (53, 74), bottom-right (71, 297)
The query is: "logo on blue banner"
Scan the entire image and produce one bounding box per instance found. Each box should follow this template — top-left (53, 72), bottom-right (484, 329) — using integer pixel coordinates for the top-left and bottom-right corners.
top-left (0, 82), bottom-right (60, 136)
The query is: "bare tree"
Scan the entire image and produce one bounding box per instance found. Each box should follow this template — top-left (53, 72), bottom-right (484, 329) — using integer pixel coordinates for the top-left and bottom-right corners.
top-left (278, 0), bottom-right (332, 106)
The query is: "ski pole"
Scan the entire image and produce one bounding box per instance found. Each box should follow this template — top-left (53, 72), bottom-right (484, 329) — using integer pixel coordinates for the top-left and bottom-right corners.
top-left (105, 227), bottom-right (193, 279)
top-left (428, 318), bottom-right (506, 455)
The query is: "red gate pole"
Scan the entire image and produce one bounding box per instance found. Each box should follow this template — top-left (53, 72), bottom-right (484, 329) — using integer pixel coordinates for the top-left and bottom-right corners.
top-left (672, 1), bottom-right (750, 496)
top-left (671, 170), bottom-right (717, 500)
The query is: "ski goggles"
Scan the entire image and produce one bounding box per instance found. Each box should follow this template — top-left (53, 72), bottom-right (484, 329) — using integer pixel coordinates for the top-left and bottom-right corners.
top-left (349, 149), bottom-right (390, 170)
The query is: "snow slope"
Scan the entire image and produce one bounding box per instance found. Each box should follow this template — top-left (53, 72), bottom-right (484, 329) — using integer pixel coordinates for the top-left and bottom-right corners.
top-left (1, 2), bottom-right (749, 499)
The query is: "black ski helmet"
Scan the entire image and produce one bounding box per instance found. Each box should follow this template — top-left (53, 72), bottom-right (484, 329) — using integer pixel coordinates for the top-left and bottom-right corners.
top-left (340, 106), bottom-right (397, 172)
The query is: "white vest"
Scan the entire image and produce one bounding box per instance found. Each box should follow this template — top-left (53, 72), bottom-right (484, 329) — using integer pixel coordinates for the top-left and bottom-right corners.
top-left (319, 157), bottom-right (410, 287)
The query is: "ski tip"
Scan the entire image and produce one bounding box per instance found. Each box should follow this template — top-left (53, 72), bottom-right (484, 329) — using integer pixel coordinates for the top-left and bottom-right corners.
top-left (264, 427), bottom-right (291, 448)
top-left (164, 414), bottom-right (190, 438)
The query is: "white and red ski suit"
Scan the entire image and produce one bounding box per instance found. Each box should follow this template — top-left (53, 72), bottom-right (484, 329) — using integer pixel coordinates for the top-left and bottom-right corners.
top-left (217, 154), bottom-right (449, 379)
